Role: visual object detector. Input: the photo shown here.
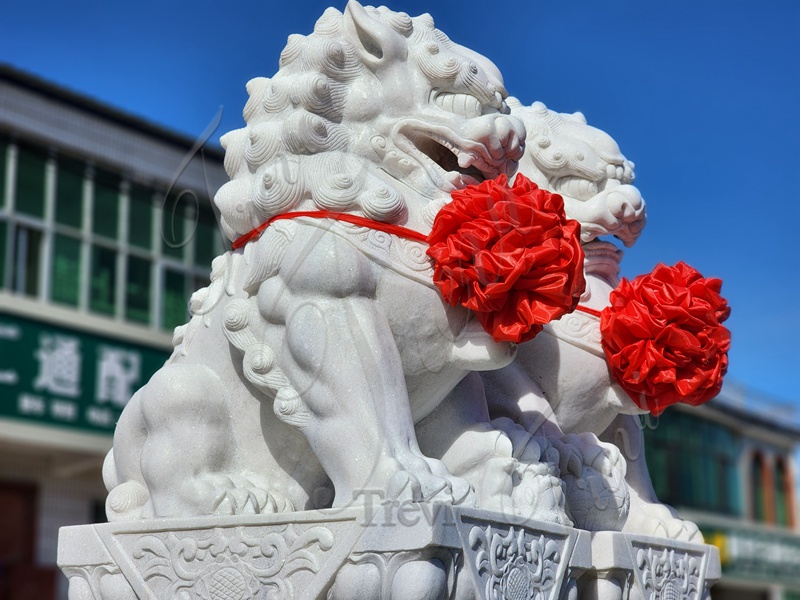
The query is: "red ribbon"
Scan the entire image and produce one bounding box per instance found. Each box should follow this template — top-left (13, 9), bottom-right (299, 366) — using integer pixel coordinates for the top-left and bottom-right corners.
top-left (231, 175), bottom-right (585, 345)
top-left (575, 305), bottom-right (602, 318)
top-left (232, 210), bottom-right (427, 250)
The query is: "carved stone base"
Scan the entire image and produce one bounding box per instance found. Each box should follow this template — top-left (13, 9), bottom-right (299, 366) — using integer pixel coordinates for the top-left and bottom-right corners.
top-left (58, 505), bottom-right (719, 600)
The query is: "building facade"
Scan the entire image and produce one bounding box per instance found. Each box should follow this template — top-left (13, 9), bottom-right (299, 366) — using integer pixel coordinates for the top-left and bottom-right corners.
top-left (0, 65), bottom-right (227, 600)
top-left (644, 382), bottom-right (800, 600)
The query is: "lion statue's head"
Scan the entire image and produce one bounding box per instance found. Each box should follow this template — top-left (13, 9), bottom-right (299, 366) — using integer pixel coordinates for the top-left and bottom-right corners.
top-left (214, 1), bottom-right (526, 241)
top-left (508, 99), bottom-right (646, 247)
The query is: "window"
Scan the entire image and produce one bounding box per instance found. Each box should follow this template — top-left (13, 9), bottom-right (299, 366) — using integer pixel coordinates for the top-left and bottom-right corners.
top-left (92, 169), bottom-right (119, 239)
top-left (55, 156), bottom-right (85, 229)
top-left (126, 256), bottom-right (151, 324)
top-left (750, 452), bottom-right (767, 522)
top-left (194, 203), bottom-right (220, 267)
top-left (162, 269), bottom-right (187, 331)
top-left (0, 138), bottom-right (8, 208)
top-left (12, 225), bottom-right (43, 297)
top-left (0, 139), bottom-right (219, 331)
top-left (0, 221), bottom-right (6, 289)
top-left (128, 185), bottom-right (153, 251)
top-left (51, 234), bottom-right (81, 306)
top-left (161, 190), bottom-right (188, 260)
top-left (643, 410), bottom-right (741, 516)
top-left (774, 457), bottom-right (792, 527)
top-left (90, 245), bottom-right (117, 316)
top-left (14, 145), bottom-right (47, 218)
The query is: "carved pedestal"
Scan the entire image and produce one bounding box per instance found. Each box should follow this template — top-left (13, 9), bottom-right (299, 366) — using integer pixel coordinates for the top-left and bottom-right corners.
top-left (58, 505), bottom-right (719, 600)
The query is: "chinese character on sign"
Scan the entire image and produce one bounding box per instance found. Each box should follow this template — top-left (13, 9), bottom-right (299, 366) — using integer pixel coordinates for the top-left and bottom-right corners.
top-left (33, 334), bottom-right (82, 398)
top-left (86, 406), bottom-right (114, 428)
top-left (51, 399), bottom-right (78, 421)
top-left (18, 393), bottom-right (46, 416)
top-left (96, 347), bottom-right (141, 407)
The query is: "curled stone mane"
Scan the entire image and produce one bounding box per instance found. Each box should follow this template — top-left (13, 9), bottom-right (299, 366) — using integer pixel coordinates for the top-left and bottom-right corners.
top-left (214, 4), bottom-right (479, 242)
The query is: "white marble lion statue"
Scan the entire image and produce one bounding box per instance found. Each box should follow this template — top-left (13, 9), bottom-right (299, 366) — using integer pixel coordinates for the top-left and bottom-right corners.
top-left (483, 100), bottom-right (701, 540)
top-left (102, 1), bottom-right (589, 522)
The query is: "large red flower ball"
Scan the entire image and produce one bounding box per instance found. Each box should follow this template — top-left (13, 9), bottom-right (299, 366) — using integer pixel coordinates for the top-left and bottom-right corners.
top-left (427, 174), bottom-right (585, 343)
top-left (600, 262), bottom-right (731, 415)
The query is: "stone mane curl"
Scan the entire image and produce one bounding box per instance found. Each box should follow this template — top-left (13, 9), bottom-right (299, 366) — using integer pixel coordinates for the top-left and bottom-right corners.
top-left (214, 5), bottom-right (479, 242)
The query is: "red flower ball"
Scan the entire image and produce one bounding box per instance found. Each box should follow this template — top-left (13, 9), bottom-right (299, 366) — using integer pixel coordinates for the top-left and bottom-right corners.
top-left (427, 174), bottom-right (586, 343)
top-left (600, 262), bottom-right (731, 415)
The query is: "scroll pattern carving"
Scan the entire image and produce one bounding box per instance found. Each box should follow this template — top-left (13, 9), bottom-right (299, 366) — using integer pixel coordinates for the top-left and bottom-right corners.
top-left (128, 524), bottom-right (334, 600)
top-left (468, 524), bottom-right (563, 600)
top-left (62, 564), bottom-right (126, 600)
top-left (635, 546), bottom-right (701, 600)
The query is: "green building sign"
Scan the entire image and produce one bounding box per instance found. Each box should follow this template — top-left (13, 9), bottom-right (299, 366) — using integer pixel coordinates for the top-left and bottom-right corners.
top-left (704, 525), bottom-right (800, 585)
top-left (0, 312), bottom-right (170, 434)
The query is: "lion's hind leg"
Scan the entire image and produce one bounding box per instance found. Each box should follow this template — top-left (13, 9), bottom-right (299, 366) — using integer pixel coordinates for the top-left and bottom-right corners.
top-left (109, 362), bottom-right (287, 518)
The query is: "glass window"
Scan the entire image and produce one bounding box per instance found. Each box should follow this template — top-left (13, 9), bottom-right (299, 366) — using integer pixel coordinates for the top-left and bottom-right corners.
top-left (194, 203), bottom-right (219, 267)
top-left (15, 145), bottom-right (47, 218)
top-left (0, 221), bottom-right (6, 288)
top-left (55, 157), bottom-right (85, 229)
top-left (775, 458), bottom-right (790, 527)
top-left (90, 245), bottom-right (116, 315)
top-left (12, 225), bottom-right (43, 296)
top-left (750, 453), bottom-right (766, 522)
top-left (51, 234), bottom-right (81, 306)
top-left (161, 191), bottom-right (186, 260)
top-left (0, 139), bottom-right (7, 208)
top-left (92, 170), bottom-right (119, 239)
top-left (643, 410), bottom-right (741, 516)
top-left (128, 185), bottom-right (153, 251)
top-left (126, 256), bottom-right (151, 324)
top-left (162, 269), bottom-right (187, 331)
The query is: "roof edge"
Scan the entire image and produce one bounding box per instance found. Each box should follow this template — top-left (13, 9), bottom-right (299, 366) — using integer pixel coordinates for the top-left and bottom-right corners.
top-left (0, 63), bottom-right (225, 161)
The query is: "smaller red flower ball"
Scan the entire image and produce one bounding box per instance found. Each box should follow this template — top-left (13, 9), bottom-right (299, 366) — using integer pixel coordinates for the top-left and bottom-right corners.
top-left (427, 174), bottom-right (586, 343)
top-left (600, 262), bottom-right (731, 415)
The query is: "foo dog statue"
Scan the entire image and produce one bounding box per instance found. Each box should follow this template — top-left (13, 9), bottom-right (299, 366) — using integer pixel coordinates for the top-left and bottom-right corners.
top-left (103, 0), bottom-right (579, 523)
top-left (61, 4), bottom-right (725, 600)
top-left (481, 99), bottom-right (727, 541)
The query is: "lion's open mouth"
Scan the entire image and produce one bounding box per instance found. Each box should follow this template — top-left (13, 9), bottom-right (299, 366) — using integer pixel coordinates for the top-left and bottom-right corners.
top-left (409, 134), bottom-right (500, 183)
top-left (405, 130), bottom-right (501, 187)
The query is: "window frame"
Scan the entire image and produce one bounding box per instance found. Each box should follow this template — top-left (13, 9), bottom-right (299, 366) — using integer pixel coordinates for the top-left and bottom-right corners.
top-left (0, 138), bottom-right (218, 331)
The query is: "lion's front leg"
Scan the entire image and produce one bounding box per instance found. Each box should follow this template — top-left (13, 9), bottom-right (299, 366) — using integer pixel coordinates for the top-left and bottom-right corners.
top-left (255, 226), bottom-right (471, 507)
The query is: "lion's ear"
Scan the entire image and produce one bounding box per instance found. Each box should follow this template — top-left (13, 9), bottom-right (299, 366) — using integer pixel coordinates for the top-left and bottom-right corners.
top-left (343, 0), bottom-right (407, 68)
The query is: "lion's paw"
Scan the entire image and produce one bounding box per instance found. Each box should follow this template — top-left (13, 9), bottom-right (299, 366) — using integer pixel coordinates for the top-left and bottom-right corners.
top-left (550, 434), bottom-right (630, 531)
top-left (177, 473), bottom-right (292, 517)
top-left (624, 499), bottom-right (703, 542)
top-left (510, 459), bottom-right (571, 525)
top-left (372, 453), bottom-right (475, 508)
top-left (437, 419), bottom-right (572, 525)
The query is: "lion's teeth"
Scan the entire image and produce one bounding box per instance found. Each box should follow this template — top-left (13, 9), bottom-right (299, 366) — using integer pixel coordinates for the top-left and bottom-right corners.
top-left (458, 153), bottom-right (473, 169)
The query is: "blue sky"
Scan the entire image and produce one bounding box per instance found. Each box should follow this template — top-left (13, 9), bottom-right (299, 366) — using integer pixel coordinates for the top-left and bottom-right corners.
top-left (2, 1), bottom-right (798, 403)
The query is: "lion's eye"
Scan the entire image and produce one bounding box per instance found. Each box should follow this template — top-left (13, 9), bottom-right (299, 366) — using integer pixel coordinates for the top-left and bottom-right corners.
top-left (434, 92), bottom-right (482, 118)
top-left (551, 176), bottom-right (599, 201)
